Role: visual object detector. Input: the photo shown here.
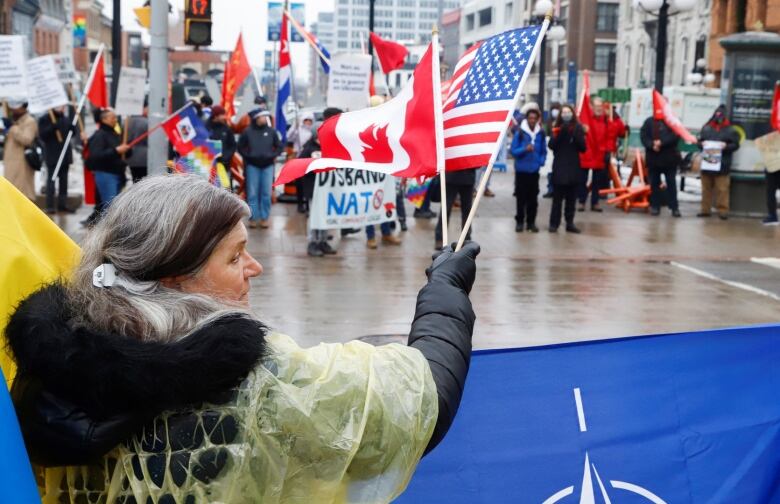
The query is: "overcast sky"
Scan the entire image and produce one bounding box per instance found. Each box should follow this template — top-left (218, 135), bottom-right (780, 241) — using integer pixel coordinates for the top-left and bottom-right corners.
top-left (107, 1), bottom-right (335, 82)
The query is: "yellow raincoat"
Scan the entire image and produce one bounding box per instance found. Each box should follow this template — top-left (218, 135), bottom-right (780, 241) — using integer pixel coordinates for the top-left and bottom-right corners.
top-left (0, 176), bottom-right (79, 386)
top-left (40, 333), bottom-right (438, 503)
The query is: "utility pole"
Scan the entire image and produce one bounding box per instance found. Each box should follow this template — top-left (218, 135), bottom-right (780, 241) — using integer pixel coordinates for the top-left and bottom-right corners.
top-left (654, 0), bottom-right (669, 94)
top-left (110, 0), bottom-right (121, 106)
top-left (148, 0), bottom-right (169, 175)
top-left (368, 0), bottom-right (375, 57)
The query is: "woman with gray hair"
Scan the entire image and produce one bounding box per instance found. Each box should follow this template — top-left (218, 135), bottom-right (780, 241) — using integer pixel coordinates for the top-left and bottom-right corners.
top-left (6, 175), bottom-right (480, 503)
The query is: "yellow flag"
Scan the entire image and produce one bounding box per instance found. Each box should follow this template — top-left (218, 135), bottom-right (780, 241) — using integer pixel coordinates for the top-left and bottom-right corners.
top-left (0, 177), bottom-right (80, 387)
top-left (134, 6), bottom-right (151, 28)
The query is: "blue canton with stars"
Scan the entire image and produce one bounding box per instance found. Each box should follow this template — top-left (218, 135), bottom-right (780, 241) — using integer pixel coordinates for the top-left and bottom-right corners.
top-left (455, 26), bottom-right (542, 107)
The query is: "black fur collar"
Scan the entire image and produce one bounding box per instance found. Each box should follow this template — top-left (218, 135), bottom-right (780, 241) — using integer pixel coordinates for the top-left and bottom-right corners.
top-left (6, 283), bottom-right (267, 418)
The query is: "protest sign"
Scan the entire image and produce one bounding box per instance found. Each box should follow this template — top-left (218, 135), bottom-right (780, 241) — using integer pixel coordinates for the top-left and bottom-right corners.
top-left (326, 53), bottom-right (371, 110)
top-left (114, 66), bottom-right (147, 117)
top-left (754, 130), bottom-right (780, 173)
top-left (309, 168), bottom-right (397, 229)
top-left (0, 36), bottom-right (27, 99)
top-left (26, 56), bottom-right (69, 114)
top-left (52, 54), bottom-right (78, 84)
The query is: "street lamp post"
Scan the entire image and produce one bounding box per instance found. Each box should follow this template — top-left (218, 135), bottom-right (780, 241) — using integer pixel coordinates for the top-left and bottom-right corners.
top-left (635, 0), bottom-right (697, 95)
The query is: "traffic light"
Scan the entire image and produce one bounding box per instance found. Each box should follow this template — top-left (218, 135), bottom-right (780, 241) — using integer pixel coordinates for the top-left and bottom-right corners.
top-left (184, 0), bottom-right (212, 46)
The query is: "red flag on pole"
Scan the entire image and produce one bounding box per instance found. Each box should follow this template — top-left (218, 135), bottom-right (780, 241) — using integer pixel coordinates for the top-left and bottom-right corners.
top-left (577, 70), bottom-right (602, 169)
top-left (771, 82), bottom-right (780, 131)
top-left (369, 32), bottom-right (409, 74)
top-left (221, 34), bottom-right (251, 120)
top-left (86, 51), bottom-right (108, 108)
top-left (652, 89), bottom-right (697, 143)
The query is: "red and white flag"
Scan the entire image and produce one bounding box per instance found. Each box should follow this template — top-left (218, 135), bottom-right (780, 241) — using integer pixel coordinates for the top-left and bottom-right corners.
top-left (652, 89), bottom-right (697, 144)
top-left (86, 50), bottom-right (108, 108)
top-left (274, 44), bottom-right (437, 186)
top-left (369, 32), bottom-right (409, 74)
top-left (770, 82), bottom-right (780, 132)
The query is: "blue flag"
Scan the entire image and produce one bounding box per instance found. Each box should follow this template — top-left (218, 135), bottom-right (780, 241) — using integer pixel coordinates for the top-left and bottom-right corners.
top-left (0, 369), bottom-right (41, 503)
top-left (399, 325), bottom-right (780, 503)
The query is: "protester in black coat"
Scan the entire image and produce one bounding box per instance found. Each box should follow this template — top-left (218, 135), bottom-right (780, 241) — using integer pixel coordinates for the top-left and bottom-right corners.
top-left (697, 105), bottom-right (740, 219)
top-left (640, 116), bottom-right (681, 216)
top-left (86, 108), bottom-right (130, 209)
top-left (435, 168), bottom-right (476, 249)
top-left (207, 105), bottom-right (237, 168)
top-left (38, 106), bottom-right (82, 213)
top-left (548, 104), bottom-right (587, 233)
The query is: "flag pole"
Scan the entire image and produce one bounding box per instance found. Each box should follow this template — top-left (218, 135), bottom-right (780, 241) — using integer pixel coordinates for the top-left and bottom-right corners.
top-left (455, 15), bottom-right (552, 251)
top-left (52, 43), bottom-right (105, 181)
top-left (431, 24), bottom-right (448, 245)
top-left (285, 9), bottom-right (331, 66)
top-left (282, 8), bottom-right (301, 148)
top-left (126, 101), bottom-right (194, 149)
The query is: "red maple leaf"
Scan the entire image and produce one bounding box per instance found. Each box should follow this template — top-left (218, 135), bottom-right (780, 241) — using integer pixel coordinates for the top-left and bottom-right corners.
top-left (359, 124), bottom-right (394, 163)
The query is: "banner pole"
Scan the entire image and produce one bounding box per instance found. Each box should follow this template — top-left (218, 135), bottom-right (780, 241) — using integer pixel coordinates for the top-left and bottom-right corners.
top-left (126, 101), bottom-right (193, 150)
top-left (455, 15), bottom-right (552, 252)
top-left (431, 25), bottom-right (448, 245)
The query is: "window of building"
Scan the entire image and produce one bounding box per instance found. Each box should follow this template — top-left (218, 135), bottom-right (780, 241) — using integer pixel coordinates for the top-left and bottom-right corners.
top-left (594, 43), bottom-right (615, 71)
top-left (694, 36), bottom-right (706, 64)
top-left (638, 43), bottom-right (646, 84)
top-left (624, 45), bottom-right (631, 84)
top-left (466, 13), bottom-right (475, 31)
top-left (596, 3), bottom-right (619, 32)
top-left (505, 2), bottom-right (513, 24)
top-left (398, 11), bottom-right (413, 18)
top-left (338, 30), bottom-right (348, 38)
top-left (338, 41), bottom-right (348, 48)
top-left (337, 7), bottom-right (348, 16)
top-left (559, 5), bottom-right (568, 29)
top-left (478, 7), bottom-right (492, 27)
top-left (399, 20), bottom-right (414, 29)
top-left (679, 37), bottom-right (689, 85)
top-left (338, 18), bottom-right (348, 26)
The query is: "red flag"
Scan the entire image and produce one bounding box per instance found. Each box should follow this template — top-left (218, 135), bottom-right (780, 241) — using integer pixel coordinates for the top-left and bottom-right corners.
top-left (577, 71), bottom-right (602, 169)
top-left (652, 89), bottom-right (697, 144)
top-left (221, 34), bottom-right (251, 119)
top-left (275, 44), bottom-right (437, 186)
top-left (86, 51), bottom-right (108, 108)
top-left (771, 82), bottom-right (780, 131)
top-left (369, 32), bottom-right (409, 74)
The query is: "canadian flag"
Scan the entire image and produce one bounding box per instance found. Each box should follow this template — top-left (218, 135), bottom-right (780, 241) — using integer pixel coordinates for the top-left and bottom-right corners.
top-left (652, 89), bottom-right (697, 144)
top-left (770, 82), bottom-right (780, 132)
top-left (274, 44), bottom-right (437, 186)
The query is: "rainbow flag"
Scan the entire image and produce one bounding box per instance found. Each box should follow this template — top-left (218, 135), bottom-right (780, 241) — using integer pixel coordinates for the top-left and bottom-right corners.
top-left (405, 178), bottom-right (431, 208)
top-left (173, 140), bottom-right (229, 189)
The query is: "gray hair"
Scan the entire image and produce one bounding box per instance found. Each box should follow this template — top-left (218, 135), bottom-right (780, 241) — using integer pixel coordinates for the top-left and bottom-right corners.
top-left (67, 175), bottom-right (253, 343)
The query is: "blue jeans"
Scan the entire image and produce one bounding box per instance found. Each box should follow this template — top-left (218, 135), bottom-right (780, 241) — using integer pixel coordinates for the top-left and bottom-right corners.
top-left (366, 222), bottom-right (393, 239)
top-left (93, 171), bottom-right (121, 207)
top-left (245, 164), bottom-right (274, 221)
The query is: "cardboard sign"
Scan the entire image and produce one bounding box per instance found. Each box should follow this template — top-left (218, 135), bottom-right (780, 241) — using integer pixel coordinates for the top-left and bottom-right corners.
top-left (26, 56), bottom-right (69, 114)
top-left (754, 131), bottom-right (780, 173)
top-left (114, 66), bottom-right (147, 117)
top-left (309, 168), bottom-right (397, 230)
top-left (326, 53), bottom-right (371, 111)
top-left (0, 36), bottom-right (27, 99)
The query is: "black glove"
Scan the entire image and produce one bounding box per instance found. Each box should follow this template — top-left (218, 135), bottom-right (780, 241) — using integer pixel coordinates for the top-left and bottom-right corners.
top-left (425, 241), bottom-right (480, 294)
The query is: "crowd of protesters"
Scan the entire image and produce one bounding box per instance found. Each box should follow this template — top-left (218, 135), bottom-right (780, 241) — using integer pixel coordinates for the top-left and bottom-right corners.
top-left (2, 91), bottom-right (779, 254)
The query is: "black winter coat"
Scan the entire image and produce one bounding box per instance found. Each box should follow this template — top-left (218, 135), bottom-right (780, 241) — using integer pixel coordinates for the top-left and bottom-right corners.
top-left (640, 118), bottom-right (680, 169)
top-left (445, 167), bottom-right (477, 186)
top-left (698, 122), bottom-right (740, 175)
top-left (6, 267), bottom-right (475, 465)
top-left (548, 122), bottom-right (587, 186)
top-left (298, 136), bottom-right (320, 200)
top-left (86, 123), bottom-right (129, 175)
top-left (238, 123), bottom-right (282, 168)
top-left (38, 109), bottom-right (77, 169)
top-left (207, 119), bottom-right (237, 166)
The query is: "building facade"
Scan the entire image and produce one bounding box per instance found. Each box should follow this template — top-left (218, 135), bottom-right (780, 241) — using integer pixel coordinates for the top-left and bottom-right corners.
top-left (332, 0), bottom-right (461, 52)
top-left (441, 6), bottom-right (461, 77)
top-left (309, 11), bottom-right (335, 101)
top-left (709, 0), bottom-right (780, 80)
top-left (616, 0), bottom-right (711, 91)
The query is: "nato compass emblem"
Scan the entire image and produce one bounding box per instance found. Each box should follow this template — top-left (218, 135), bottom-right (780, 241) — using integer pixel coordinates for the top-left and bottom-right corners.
top-left (542, 388), bottom-right (668, 504)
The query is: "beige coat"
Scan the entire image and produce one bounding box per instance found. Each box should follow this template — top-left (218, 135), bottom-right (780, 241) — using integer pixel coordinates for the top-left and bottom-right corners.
top-left (3, 113), bottom-right (38, 200)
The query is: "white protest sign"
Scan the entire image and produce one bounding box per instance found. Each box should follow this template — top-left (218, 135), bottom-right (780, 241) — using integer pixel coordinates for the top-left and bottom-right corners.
top-left (0, 36), bottom-right (27, 99)
top-left (700, 140), bottom-right (725, 172)
top-left (309, 168), bottom-right (397, 230)
top-left (26, 55), bottom-right (69, 114)
top-left (52, 54), bottom-right (78, 84)
top-left (327, 53), bottom-right (371, 111)
top-left (114, 66), bottom-right (147, 117)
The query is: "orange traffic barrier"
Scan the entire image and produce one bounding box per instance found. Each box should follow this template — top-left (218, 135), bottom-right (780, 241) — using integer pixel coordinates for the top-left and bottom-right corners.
top-left (598, 149), bottom-right (651, 212)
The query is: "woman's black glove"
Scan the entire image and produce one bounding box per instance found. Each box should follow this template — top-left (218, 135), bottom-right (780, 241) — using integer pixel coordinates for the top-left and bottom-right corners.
top-left (426, 241), bottom-right (480, 294)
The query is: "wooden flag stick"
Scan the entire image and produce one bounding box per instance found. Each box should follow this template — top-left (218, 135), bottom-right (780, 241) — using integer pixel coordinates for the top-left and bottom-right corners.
top-left (455, 14), bottom-right (552, 251)
top-left (431, 24), bottom-right (448, 244)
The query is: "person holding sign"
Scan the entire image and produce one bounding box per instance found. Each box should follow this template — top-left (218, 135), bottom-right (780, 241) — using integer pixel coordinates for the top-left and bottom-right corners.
top-left (2, 100), bottom-right (38, 201)
top-left (697, 105), bottom-right (740, 220)
top-left (39, 105), bottom-right (84, 213)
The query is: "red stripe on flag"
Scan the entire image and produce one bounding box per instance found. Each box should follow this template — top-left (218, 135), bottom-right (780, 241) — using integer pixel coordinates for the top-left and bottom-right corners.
top-left (444, 132), bottom-right (500, 148)
top-left (444, 111), bottom-right (508, 129)
top-left (319, 115), bottom-right (351, 160)
top-left (446, 154), bottom-right (492, 171)
top-left (274, 158), bottom-right (317, 186)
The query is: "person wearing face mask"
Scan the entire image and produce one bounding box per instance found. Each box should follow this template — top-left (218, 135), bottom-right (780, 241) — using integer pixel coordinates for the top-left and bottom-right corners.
top-left (2, 99), bottom-right (38, 201)
top-left (510, 107), bottom-right (547, 233)
top-left (548, 104), bottom-right (587, 233)
top-left (697, 105), bottom-right (740, 220)
top-left (85, 107), bottom-right (131, 210)
top-left (238, 110), bottom-right (283, 228)
top-left (640, 108), bottom-right (682, 217)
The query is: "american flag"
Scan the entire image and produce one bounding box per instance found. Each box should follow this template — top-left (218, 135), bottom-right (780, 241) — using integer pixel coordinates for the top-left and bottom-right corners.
top-left (443, 25), bottom-right (544, 171)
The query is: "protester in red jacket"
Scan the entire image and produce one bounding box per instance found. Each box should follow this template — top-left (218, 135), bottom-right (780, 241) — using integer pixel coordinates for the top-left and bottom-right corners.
top-left (578, 96), bottom-right (609, 212)
top-left (604, 105), bottom-right (627, 155)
